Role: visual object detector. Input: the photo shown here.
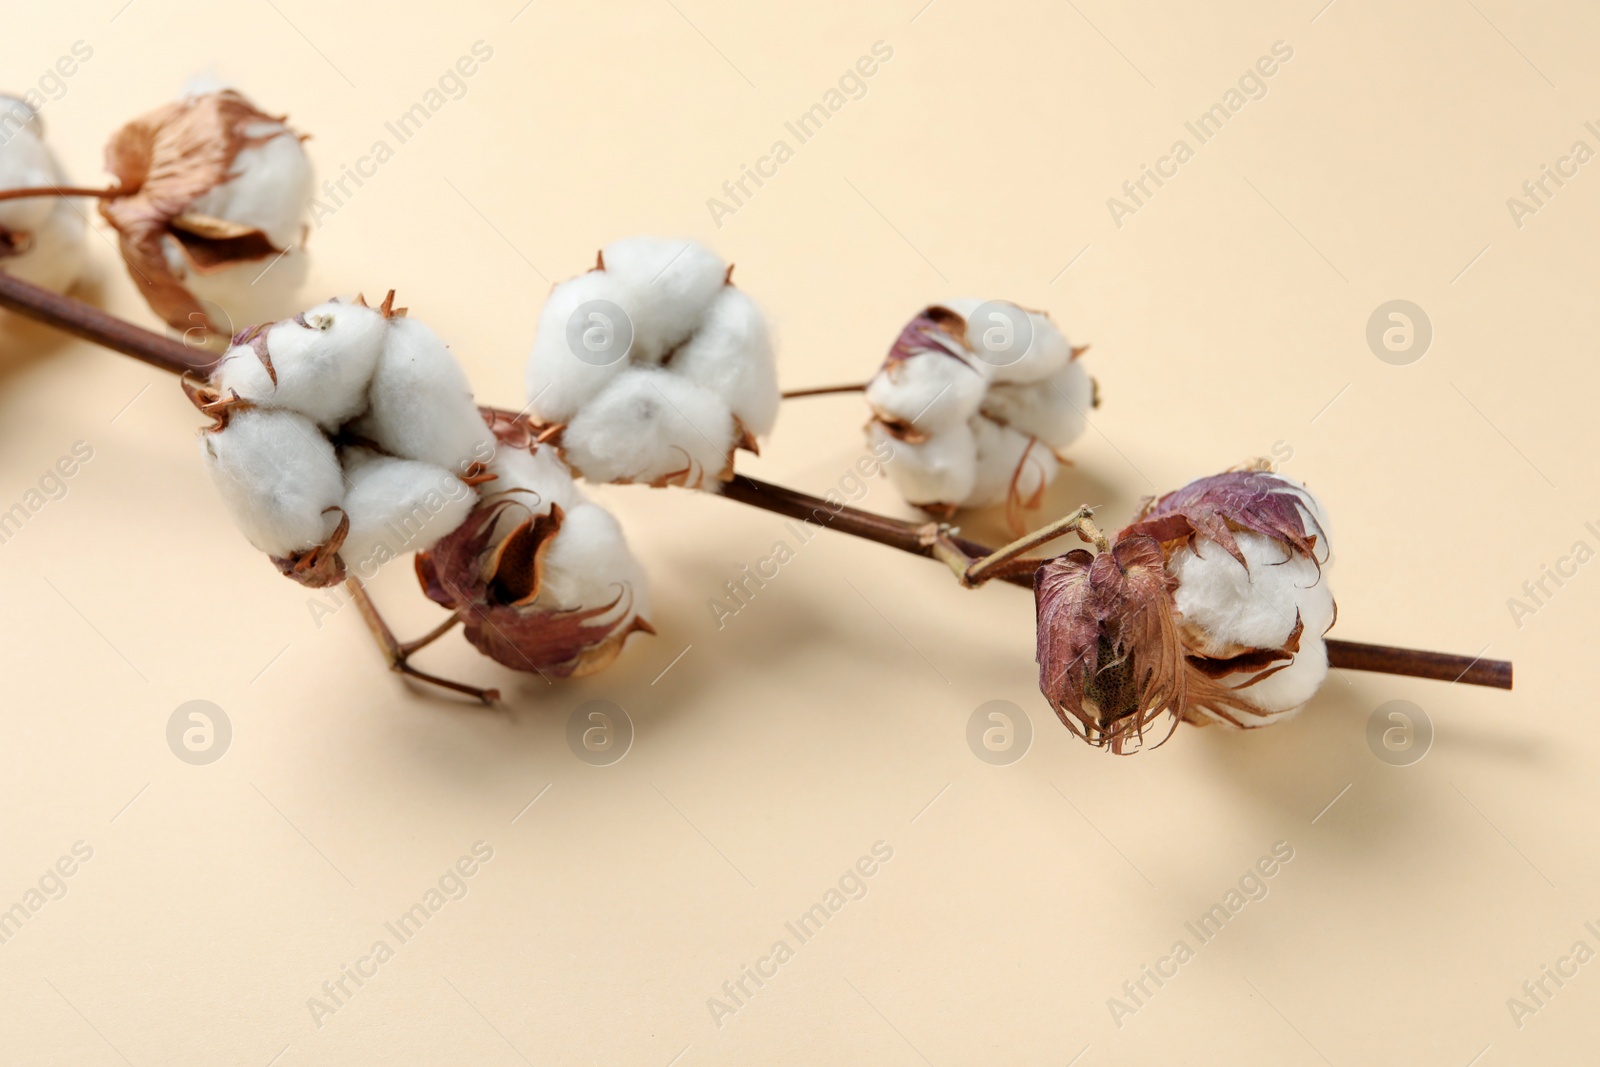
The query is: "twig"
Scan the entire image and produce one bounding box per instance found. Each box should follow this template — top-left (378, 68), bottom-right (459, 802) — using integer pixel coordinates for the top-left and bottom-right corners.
top-left (345, 579), bottom-right (496, 704)
top-left (0, 270), bottom-right (1514, 692)
top-left (780, 382), bottom-right (868, 399)
top-left (0, 185), bottom-right (119, 203)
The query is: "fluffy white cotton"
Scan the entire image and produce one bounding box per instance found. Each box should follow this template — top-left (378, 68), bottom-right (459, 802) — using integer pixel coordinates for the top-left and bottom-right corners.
top-left (336, 452), bottom-right (475, 573)
top-left (524, 268), bottom-right (636, 423)
top-left (485, 444), bottom-right (584, 517)
top-left (525, 237), bottom-right (780, 486)
top-left (198, 408), bottom-right (344, 557)
top-left (1172, 526), bottom-right (1337, 724)
top-left (979, 361), bottom-right (1092, 451)
top-left (356, 316), bottom-right (496, 475)
top-left (1171, 532), bottom-right (1330, 656)
top-left (185, 122), bottom-right (311, 251)
top-left (669, 286), bottom-right (780, 435)
top-left (214, 300), bottom-right (386, 429)
top-left (941, 298), bottom-right (1073, 385)
top-left (562, 367), bottom-right (736, 487)
top-left (0, 100), bottom-right (87, 294)
top-left (535, 502), bottom-right (651, 627)
top-left (599, 236), bottom-right (727, 362)
top-left (167, 240), bottom-right (310, 336)
top-left (866, 349), bottom-right (988, 435)
top-left (967, 417), bottom-right (1059, 509)
top-left (871, 419), bottom-right (976, 508)
top-left (869, 300), bottom-right (1093, 522)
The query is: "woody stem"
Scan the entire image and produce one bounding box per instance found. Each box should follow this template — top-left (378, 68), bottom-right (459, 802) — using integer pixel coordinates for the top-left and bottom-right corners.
top-left (963, 506), bottom-right (1105, 585)
top-left (0, 270), bottom-right (1514, 692)
top-left (780, 383), bottom-right (869, 399)
top-left (345, 579), bottom-right (498, 704)
top-left (0, 185), bottom-right (119, 203)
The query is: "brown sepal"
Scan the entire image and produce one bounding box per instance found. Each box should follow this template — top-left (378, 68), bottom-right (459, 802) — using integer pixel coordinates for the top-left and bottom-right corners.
top-left (270, 508), bottom-right (349, 589)
top-left (1035, 535), bottom-right (1186, 754)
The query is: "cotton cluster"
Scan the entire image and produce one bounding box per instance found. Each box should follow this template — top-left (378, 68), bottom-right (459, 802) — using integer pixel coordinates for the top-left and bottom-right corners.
top-left (416, 416), bottom-right (654, 678)
top-left (867, 301), bottom-right (1094, 531)
top-left (100, 84), bottom-right (311, 337)
top-left (524, 237), bottom-right (779, 489)
top-left (0, 96), bottom-right (87, 294)
top-left (195, 294), bottom-right (494, 587)
top-left (1121, 465), bottom-right (1335, 729)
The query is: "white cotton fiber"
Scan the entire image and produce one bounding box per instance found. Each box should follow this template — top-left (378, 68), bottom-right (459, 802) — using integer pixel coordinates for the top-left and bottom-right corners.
top-left (867, 350), bottom-right (988, 435)
top-left (1170, 531), bottom-right (1332, 657)
top-left (336, 452), bottom-right (475, 574)
top-left (485, 444), bottom-right (583, 517)
top-left (669, 285), bottom-right (780, 435)
top-left (356, 316), bottom-right (496, 475)
top-left (979, 360), bottom-right (1092, 450)
top-left (214, 299), bottom-right (385, 428)
top-left (166, 242), bottom-right (310, 337)
top-left (871, 419), bottom-right (976, 508)
top-left (967, 417), bottom-right (1059, 509)
top-left (599, 236), bottom-right (726, 362)
top-left (535, 502), bottom-right (651, 626)
top-left (524, 268), bottom-right (636, 424)
top-left (198, 408), bottom-right (344, 557)
top-left (184, 123), bottom-right (311, 251)
top-left (561, 367), bottom-right (736, 487)
top-left (0, 103), bottom-right (87, 295)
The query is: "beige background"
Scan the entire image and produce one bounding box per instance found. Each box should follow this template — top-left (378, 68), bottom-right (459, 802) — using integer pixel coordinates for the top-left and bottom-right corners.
top-left (1, 0), bottom-right (1595, 1063)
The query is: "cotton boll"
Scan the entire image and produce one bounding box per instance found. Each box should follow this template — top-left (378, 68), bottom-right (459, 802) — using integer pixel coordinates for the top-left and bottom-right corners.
top-left (979, 360), bottom-right (1092, 451)
top-left (525, 269), bottom-right (637, 423)
top-left (967, 417), bottom-right (1059, 509)
top-left (214, 299), bottom-right (385, 428)
top-left (1, 199), bottom-right (86, 294)
top-left (867, 350), bottom-right (988, 435)
top-left (535, 502), bottom-right (651, 624)
top-left (198, 408), bottom-right (343, 557)
top-left (561, 367), bottom-right (736, 487)
top-left (871, 419), bottom-right (976, 508)
top-left (669, 285), bottom-right (780, 435)
top-left (987, 309), bottom-right (1074, 385)
top-left (336, 453), bottom-right (475, 575)
top-left (0, 104), bottom-right (87, 294)
top-left (1170, 531), bottom-right (1330, 657)
top-left (357, 316), bottom-right (496, 474)
top-left (482, 444), bottom-right (585, 543)
top-left (599, 236), bottom-right (726, 361)
top-left (184, 123), bottom-right (310, 251)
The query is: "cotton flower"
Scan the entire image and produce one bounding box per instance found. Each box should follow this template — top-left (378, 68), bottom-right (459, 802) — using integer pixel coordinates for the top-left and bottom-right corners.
top-left (1120, 464), bottom-right (1334, 728)
top-left (868, 301), bottom-right (1094, 532)
top-left (524, 237), bottom-right (778, 489)
top-left (193, 293), bottom-right (490, 588)
top-left (0, 96), bottom-right (87, 294)
top-left (100, 85), bottom-right (311, 337)
top-left (415, 415), bottom-right (654, 678)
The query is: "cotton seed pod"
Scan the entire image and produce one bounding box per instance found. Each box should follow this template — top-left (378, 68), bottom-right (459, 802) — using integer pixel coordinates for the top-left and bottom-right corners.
top-left (100, 87), bottom-right (311, 336)
top-left (1034, 535), bottom-right (1187, 754)
top-left (1120, 464), bottom-right (1335, 729)
top-left (869, 301), bottom-right (1093, 531)
top-left (0, 96), bottom-right (87, 295)
top-left (212, 299), bottom-right (387, 431)
top-left (414, 424), bottom-right (654, 679)
top-left (524, 236), bottom-right (778, 489)
top-left (191, 292), bottom-right (494, 588)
